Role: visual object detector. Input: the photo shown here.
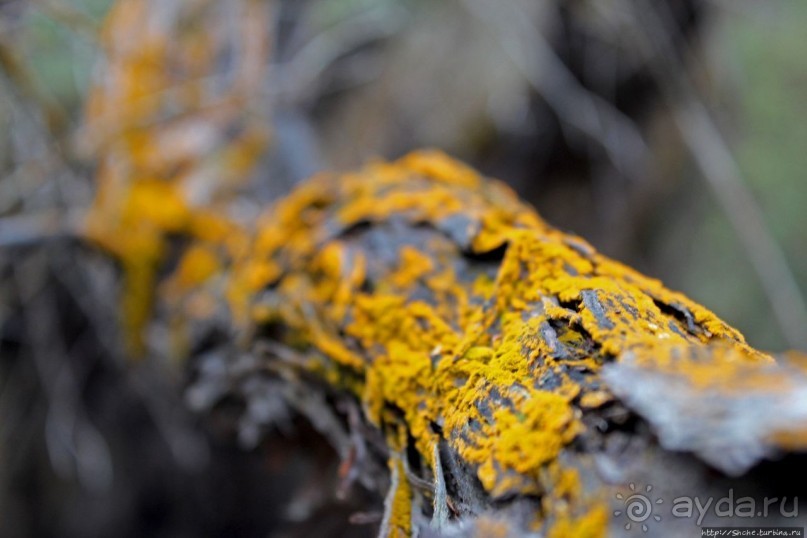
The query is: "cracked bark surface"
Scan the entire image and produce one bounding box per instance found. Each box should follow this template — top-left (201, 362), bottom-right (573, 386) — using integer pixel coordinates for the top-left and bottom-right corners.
top-left (93, 150), bottom-right (807, 537)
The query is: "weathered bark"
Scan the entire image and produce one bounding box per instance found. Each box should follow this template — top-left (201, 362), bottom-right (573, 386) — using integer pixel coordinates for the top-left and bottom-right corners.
top-left (87, 150), bottom-right (807, 537)
top-left (5, 1), bottom-right (805, 536)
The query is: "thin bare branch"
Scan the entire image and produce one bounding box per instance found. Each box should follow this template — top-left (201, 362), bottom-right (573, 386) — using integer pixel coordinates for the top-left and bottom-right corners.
top-left (0, 210), bottom-right (83, 247)
top-left (630, 0), bottom-right (807, 350)
top-left (462, 0), bottom-right (648, 181)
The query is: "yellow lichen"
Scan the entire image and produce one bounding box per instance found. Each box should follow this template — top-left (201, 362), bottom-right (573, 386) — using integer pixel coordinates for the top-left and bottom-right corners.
top-left (546, 506), bottom-right (609, 538)
top-left (382, 455), bottom-right (413, 538)
top-left (223, 150), bottom-right (770, 534)
top-left (89, 142), bottom-right (776, 534)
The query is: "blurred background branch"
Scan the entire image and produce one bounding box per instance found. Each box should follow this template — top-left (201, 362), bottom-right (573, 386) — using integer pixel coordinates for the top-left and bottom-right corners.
top-left (631, 0), bottom-right (807, 351)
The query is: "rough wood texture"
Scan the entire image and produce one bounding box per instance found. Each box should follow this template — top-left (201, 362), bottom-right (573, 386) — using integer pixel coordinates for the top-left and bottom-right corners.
top-left (86, 150), bottom-right (807, 537)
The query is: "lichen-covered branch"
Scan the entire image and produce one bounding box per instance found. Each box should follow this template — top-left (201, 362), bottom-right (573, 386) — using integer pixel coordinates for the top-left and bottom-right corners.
top-left (85, 148), bottom-right (807, 537)
top-left (81, 0), bottom-right (272, 355)
top-left (4, 1), bottom-right (803, 536)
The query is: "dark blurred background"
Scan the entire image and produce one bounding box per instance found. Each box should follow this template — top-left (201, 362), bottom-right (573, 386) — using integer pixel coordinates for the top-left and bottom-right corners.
top-left (0, 0), bottom-right (805, 536)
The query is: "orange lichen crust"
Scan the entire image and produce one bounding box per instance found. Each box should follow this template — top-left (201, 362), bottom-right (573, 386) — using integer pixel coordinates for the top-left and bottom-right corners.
top-left (81, 0), bottom-right (271, 355)
top-left (216, 150), bottom-right (774, 535)
top-left (84, 135), bottom-right (782, 532)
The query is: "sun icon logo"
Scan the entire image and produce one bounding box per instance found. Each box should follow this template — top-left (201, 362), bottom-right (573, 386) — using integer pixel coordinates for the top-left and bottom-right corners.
top-left (613, 483), bottom-right (663, 532)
